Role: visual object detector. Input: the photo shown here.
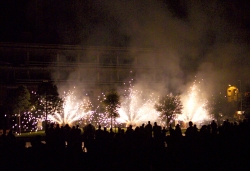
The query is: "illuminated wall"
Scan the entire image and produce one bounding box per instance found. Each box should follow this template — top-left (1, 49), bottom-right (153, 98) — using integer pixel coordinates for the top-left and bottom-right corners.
top-left (227, 86), bottom-right (239, 102)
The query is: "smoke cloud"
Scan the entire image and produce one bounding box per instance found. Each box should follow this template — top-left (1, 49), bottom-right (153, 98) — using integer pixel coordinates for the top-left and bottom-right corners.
top-left (47, 0), bottom-right (250, 103)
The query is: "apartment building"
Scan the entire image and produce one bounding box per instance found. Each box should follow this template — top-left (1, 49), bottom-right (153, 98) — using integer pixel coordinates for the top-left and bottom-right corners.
top-left (0, 43), bottom-right (165, 102)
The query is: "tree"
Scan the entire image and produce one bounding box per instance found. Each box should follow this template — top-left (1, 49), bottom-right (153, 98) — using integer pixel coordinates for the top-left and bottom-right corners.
top-left (210, 93), bottom-right (234, 124)
top-left (35, 82), bottom-right (63, 127)
top-left (102, 91), bottom-right (120, 128)
top-left (4, 85), bottom-right (31, 114)
top-left (2, 85), bottom-right (31, 132)
top-left (154, 94), bottom-right (183, 126)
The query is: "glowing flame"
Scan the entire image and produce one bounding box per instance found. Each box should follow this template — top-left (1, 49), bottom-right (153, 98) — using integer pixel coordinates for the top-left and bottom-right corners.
top-left (178, 81), bottom-right (211, 124)
top-left (117, 86), bottom-right (159, 127)
top-left (48, 90), bottom-right (93, 125)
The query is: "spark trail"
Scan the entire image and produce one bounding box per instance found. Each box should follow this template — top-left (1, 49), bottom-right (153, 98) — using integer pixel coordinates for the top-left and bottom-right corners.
top-left (177, 81), bottom-right (211, 125)
top-left (117, 84), bottom-right (160, 127)
top-left (48, 90), bottom-right (93, 126)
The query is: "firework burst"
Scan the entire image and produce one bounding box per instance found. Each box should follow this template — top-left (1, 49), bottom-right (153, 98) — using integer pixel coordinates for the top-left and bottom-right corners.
top-left (117, 83), bottom-right (160, 127)
top-left (177, 80), bottom-right (212, 125)
top-left (48, 90), bottom-right (94, 126)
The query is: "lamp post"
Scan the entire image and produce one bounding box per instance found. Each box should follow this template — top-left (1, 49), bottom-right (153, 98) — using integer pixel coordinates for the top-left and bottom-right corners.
top-left (43, 80), bottom-right (48, 128)
top-left (19, 110), bottom-right (21, 134)
top-left (45, 92), bottom-right (48, 127)
top-left (238, 80), bottom-right (243, 114)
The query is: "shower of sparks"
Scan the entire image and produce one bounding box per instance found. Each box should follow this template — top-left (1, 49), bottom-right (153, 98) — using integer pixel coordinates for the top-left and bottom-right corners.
top-left (96, 93), bottom-right (120, 128)
top-left (94, 112), bottom-right (116, 128)
top-left (11, 90), bottom-right (46, 132)
top-left (11, 111), bottom-right (40, 133)
top-left (48, 90), bottom-right (94, 126)
top-left (177, 80), bottom-right (212, 125)
top-left (116, 82), bottom-right (160, 127)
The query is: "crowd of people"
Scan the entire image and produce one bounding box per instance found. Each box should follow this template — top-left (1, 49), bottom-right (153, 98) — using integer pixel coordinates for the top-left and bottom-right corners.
top-left (1, 119), bottom-right (250, 170)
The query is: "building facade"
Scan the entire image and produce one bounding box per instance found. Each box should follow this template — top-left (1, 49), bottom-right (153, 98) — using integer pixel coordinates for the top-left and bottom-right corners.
top-left (0, 42), bottom-right (164, 102)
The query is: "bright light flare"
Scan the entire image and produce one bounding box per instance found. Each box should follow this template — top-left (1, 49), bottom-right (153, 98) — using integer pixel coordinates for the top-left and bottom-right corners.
top-left (178, 81), bottom-right (211, 125)
top-left (48, 90), bottom-right (93, 126)
top-left (117, 86), bottom-right (160, 127)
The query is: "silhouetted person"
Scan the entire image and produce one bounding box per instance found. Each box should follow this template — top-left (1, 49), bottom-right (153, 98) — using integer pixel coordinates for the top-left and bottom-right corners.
top-left (109, 127), bottom-right (114, 139)
top-left (140, 123), bottom-right (145, 133)
top-left (175, 124), bottom-right (182, 138)
top-left (200, 125), bottom-right (208, 136)
top-left (31, 135), bottom-right (45, 150)
top-left (6, 129), bottom-right (16, 148)
top-left (161, 127), bottom-right (168, 138)
top-left (211, 120), bottom-right (218, 135)
top-left (76, 125), bottom-right (81, 135)
top-left (84, 124), bottom-right (95, 140)
top-left (169, 124), bottom-right (175, 137)
top-left (145, 121), bottom-right (153, 138)
top-left (95, 125), bottom-right (103, 140)
top-left (185, 121), bottom-right (195, 137)
top-left (153, 122), bottom-right (161, 139)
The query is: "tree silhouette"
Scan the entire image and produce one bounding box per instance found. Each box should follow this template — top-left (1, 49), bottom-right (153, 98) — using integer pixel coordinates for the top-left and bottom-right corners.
top-left (35, 82), bottom-right (62, 127)
top-left (102, 91), bottom-right (120, 128)
top-left (2, 85), bottom-right (31, 132)
top-left (155, 94), bottom-right (183, 126)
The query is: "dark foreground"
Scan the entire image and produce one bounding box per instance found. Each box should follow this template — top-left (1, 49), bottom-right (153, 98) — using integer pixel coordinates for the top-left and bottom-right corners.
top-left (1, 120), bottom-right (250, 171)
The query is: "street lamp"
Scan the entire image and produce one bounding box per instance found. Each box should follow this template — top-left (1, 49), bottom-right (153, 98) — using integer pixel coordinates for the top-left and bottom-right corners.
top-left (43, 80), bottom-right (48, 127)
top-left (238, 80), bottom-right (243, 114)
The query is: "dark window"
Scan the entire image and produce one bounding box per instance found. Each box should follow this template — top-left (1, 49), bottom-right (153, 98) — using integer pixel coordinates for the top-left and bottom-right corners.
top-left (100, 54), bottom-right (117, 65)
top-left (28, 69), bottom-right (51, 80)
top-left (118, 70), bottom-right (135, 82)
top-left (29, 52), bottom-right (57, 63)
top-left (79, 69), bottom-right (97, 82)
top-left (59, 54), bottom-right (77, 63)
top-left (110, 71), bottom-right (118, 82)
top-left (137, 53), bottom-right (154, 67)
top-left (66, 56), bottom-right (76, 62)
top-left (118, 54), bottom-right (134, 65)
top-left (99, 70), bottom-right (110, 83)
top-left (0, 50), bottom-right (27, 65)
top-left (0, 70), bottom-right (9, 83)
top-left (79, 53), bottom-right (97, 63)
top-left (15, 70), bottom-right (29, 79)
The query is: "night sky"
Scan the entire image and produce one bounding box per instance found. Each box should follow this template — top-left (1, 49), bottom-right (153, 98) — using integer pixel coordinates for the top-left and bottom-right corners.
top-left (1, 0), bottom-right (250, 96)
top-left (1, 1), bottom-right (250, 45)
